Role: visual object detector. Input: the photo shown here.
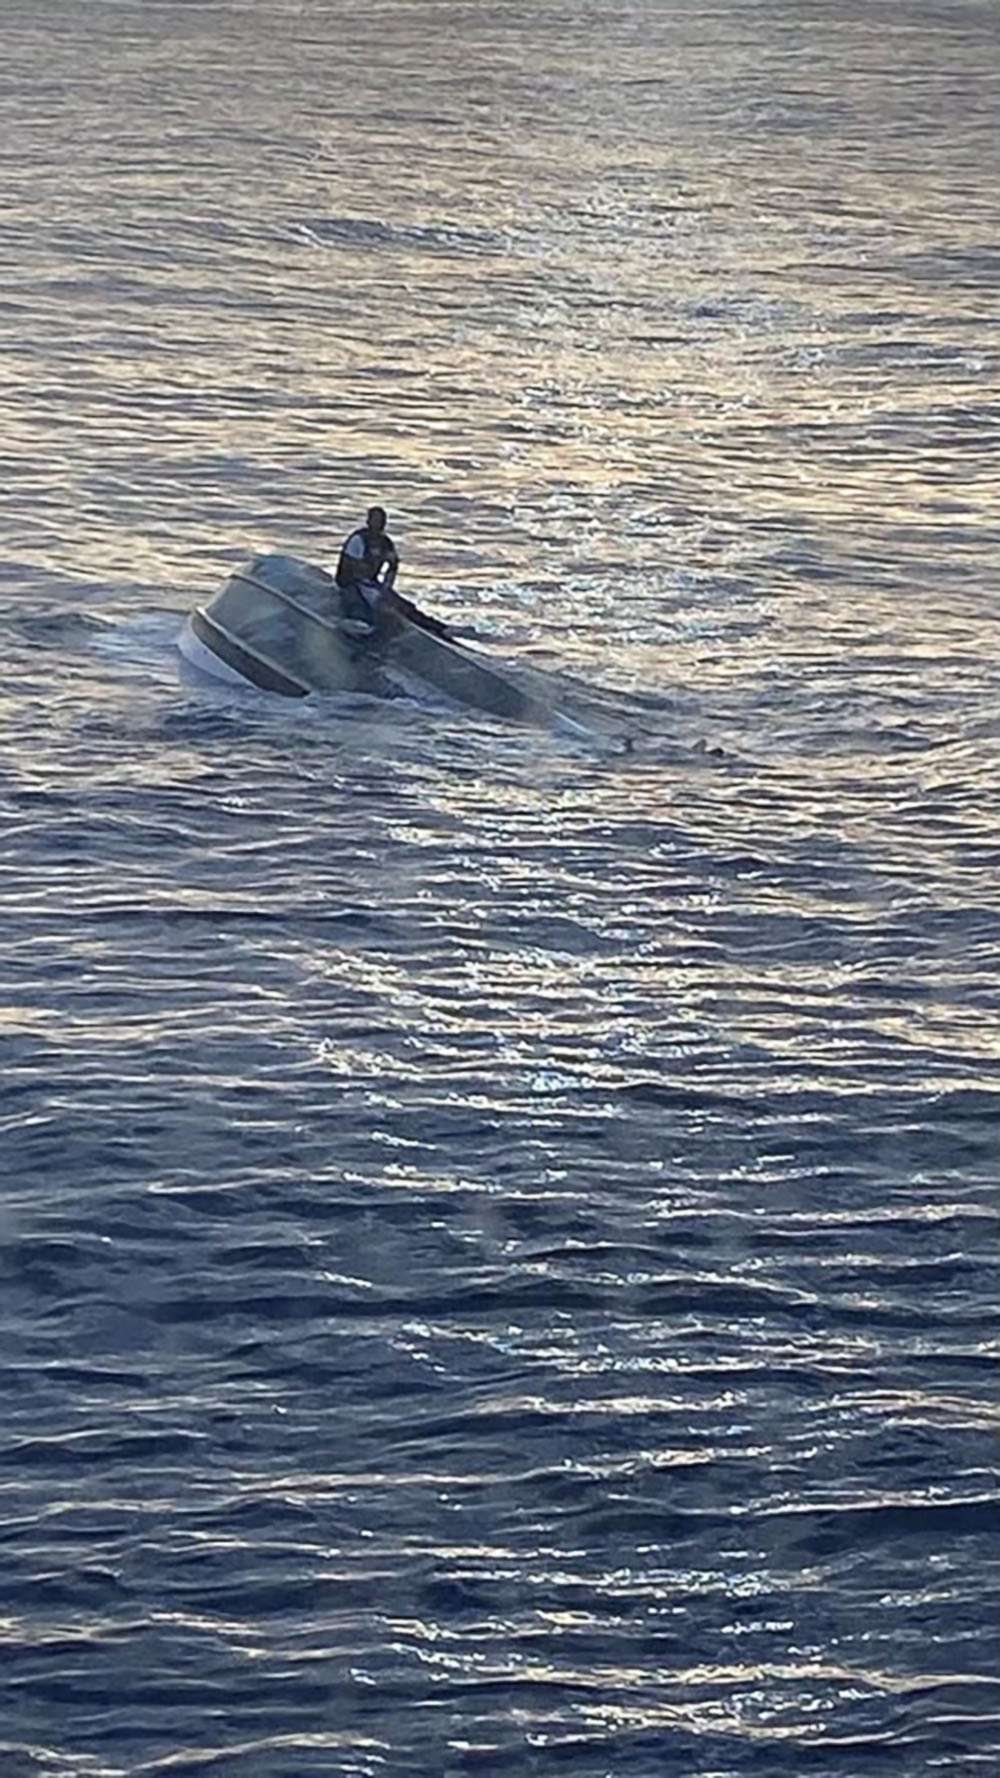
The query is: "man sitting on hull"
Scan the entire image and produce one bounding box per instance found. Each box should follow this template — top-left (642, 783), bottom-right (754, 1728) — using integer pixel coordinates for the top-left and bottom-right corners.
top-left (335, 506), bottom-right (451, 641)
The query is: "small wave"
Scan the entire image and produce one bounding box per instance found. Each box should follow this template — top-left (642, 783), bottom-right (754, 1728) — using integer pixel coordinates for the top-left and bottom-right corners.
top-left (298, 214), bottom-right (505, 258)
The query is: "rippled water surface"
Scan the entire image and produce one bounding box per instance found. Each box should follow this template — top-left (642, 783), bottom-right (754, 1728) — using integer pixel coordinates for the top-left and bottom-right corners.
top-left (2, 2), bottom-right (999, 1773)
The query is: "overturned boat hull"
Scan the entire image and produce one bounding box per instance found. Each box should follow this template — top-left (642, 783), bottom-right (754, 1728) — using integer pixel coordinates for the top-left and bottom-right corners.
top-left (179, 554), bottom-right (559, 725)
top-left (183, 605), bottom-right (312, 697)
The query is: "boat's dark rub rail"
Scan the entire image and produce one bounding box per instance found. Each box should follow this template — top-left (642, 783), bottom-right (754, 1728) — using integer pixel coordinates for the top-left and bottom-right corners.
top-left (190, 607), bottom-right (310, 698)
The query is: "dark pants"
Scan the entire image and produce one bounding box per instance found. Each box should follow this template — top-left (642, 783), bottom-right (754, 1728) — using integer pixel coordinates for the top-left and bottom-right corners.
top-left (336, 578), bottom-right (379, 624)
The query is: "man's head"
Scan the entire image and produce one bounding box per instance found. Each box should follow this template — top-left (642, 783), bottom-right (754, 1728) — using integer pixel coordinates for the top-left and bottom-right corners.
top-left (366, 505), bottom-right (387, 536)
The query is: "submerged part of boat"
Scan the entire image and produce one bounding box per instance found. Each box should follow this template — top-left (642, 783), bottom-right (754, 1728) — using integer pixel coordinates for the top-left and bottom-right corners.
top-left (178, 554), bottom-right (570, 728)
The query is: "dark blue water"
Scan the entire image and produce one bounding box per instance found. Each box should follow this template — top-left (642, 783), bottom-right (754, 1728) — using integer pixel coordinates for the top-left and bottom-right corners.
top-left (2, 2), bottom-right (999, 1773)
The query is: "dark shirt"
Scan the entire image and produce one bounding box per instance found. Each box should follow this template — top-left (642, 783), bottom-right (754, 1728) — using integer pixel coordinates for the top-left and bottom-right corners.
top-left (335, 525), bottom-right (399, 592)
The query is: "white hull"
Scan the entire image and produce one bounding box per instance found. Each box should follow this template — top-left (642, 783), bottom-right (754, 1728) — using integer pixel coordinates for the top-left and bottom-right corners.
top-left (176, 616), bottom-right (253, 689)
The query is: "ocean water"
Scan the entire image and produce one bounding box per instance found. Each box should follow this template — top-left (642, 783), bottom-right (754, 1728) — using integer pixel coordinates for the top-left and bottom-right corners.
top-left (2, 2), bottom-right (999, 1773)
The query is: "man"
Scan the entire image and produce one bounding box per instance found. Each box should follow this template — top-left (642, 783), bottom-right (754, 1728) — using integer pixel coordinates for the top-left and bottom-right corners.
top-left (335, 506), bottom-right (451, 640)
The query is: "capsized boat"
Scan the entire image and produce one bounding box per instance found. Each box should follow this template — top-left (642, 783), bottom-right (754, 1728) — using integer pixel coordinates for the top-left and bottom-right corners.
top-left (178, 553), bottom-right (579, 728)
